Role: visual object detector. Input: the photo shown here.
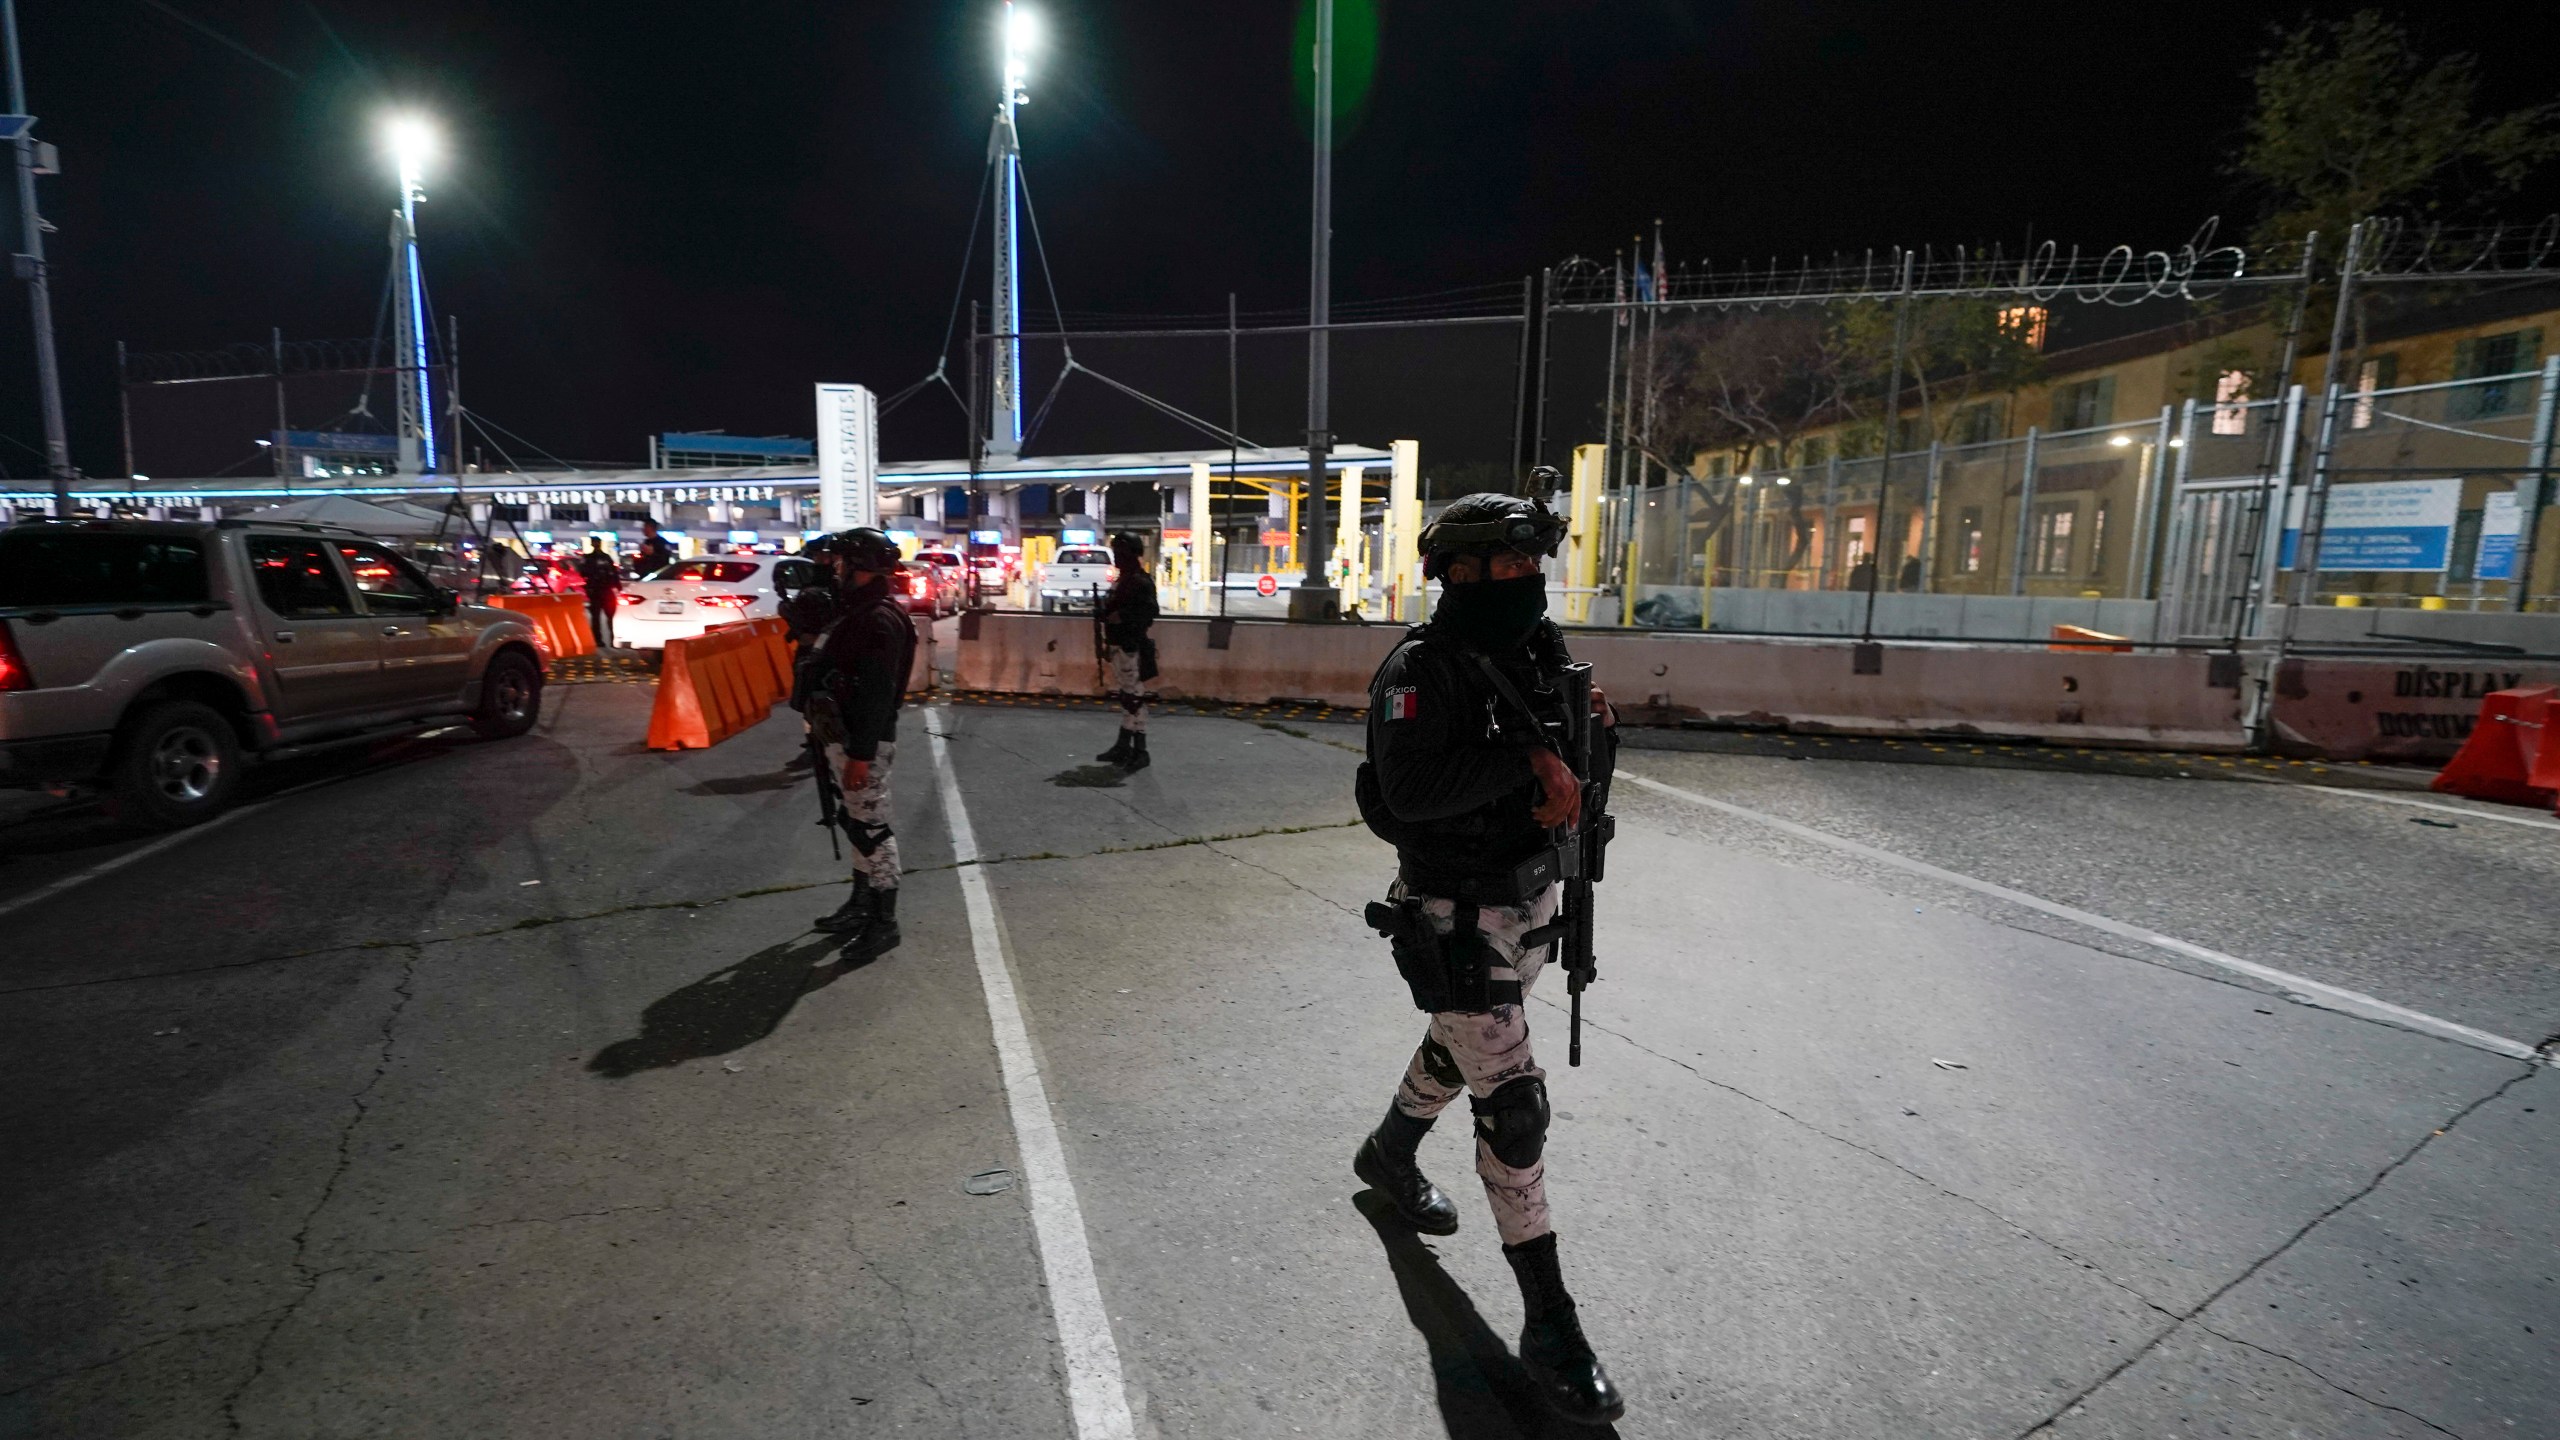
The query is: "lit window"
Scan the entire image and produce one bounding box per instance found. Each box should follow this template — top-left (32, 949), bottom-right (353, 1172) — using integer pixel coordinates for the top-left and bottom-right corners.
top-left (1957, 507), bottom-right (1985, 573)
top-left (2350, 355), bottom-right (2397, 429)
top-left (2031, 503), bottom-right (2075, 574)
top-left (2211, 370), bottom-right (2251, 435)
top-left (1999, 305), bottom-right (2049, 352)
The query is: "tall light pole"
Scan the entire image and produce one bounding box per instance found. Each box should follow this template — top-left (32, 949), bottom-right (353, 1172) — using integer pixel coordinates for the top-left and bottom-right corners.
top-left (986, 3), bottom-right (1034, 459)
top-left (383, 113), bottom-right (439, 475)
top-left (1293, 0), bottom-right (1336, 619)
top-left (4, 0), bottom-right (73, 513)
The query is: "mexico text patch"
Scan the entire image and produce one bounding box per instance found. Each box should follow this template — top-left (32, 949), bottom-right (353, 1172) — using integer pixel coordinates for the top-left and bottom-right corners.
top-left (1384, 685), bottom-right (1419, 721)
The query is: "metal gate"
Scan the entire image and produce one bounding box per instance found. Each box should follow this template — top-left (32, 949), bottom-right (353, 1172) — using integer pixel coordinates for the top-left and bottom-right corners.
top-left (2160, 482), bottom-right (2284, 639)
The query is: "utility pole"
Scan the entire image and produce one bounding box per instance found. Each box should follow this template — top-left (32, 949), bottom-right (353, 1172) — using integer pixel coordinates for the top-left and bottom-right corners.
top-left (1293, 0), bottom-right (1337, 620)
top-left (5, 0), bottom-right (73, 515)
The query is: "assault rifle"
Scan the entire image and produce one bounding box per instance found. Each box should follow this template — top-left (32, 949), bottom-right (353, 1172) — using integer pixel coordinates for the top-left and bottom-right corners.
top-left (1092, 584), bottom-right (1109, 695)
top-left (1556, 662), bottom-right (1615, 1067)
top-left (807, 725), bottom-right (849, 859)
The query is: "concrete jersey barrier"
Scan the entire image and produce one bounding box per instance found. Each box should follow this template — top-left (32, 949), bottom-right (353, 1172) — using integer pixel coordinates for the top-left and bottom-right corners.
top-left (956, 612), bottom-right (2248, 750)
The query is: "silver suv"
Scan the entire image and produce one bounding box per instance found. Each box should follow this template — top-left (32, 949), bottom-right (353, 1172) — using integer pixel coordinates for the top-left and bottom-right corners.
top-left (0, 518), bottom-right (545, 827)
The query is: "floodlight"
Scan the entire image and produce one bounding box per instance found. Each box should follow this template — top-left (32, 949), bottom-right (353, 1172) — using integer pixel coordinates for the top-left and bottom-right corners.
top-left (1736, 474), bottom-right (1754, 486)
top-left (2108, 434), bottom-right (2134, 447)
top-left (381, 112), bottom-right (440, 200)
top-left (1002, 3), bottom-right (1038, 103)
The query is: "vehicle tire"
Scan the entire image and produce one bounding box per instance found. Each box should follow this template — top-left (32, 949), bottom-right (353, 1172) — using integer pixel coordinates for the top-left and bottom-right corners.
top-left (108, 700), bottom-right (243, 829)
top-left (471, 650), bottom-right (544, 740)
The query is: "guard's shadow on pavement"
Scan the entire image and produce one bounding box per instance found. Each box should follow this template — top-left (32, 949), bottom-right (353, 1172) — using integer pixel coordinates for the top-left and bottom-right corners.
top-left (1353, 1191), bottom-right (1615, 1440)
top-left (588, 931), bottom-right (873, 1078)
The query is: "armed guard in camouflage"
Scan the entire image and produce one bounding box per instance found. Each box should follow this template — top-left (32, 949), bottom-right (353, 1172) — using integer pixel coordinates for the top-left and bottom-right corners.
top-left (1352, 486), bottom-right (1625, 1427)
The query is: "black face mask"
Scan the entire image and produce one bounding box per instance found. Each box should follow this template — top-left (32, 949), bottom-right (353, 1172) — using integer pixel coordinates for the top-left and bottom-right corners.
top-left (1433, 571), bottom-right (1547, 650)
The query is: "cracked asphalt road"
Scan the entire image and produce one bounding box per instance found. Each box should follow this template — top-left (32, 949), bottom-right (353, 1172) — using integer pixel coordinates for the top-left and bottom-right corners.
top-left (0, 688), bottom-right (2550, 1439)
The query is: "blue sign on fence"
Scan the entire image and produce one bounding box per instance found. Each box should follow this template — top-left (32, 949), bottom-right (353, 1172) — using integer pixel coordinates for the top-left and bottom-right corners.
top-left (2474, 490), bottom-right (2521, 581)
top-left (2279, 478), bottom-right (2462, 572)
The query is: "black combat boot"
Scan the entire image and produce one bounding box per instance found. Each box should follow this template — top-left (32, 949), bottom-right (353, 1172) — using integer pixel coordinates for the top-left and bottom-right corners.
top-left (1503, 1232), bottom-right (1626, 1427)
top-left (843, 885), bottom-right (901, 959)
top-left (1122, 732), bottom-right (1151, 771)
top-left (814, 875), bottom-right (873, 935)
top-left (1353, 1106), bottom-right (1459, 1235)
top-left (1095, 730), bottom-right (1132, 764)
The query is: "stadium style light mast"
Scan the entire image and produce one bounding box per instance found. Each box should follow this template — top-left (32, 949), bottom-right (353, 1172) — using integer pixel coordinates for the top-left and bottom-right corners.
top-left (383, 113), bottom-right (439, 475)
top-left (986, 3), bottom-right (1034, 459)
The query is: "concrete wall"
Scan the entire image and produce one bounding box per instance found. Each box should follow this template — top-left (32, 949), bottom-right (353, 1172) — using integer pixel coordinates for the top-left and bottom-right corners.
top-left (1609, 586), bottom-right (2560, 654)
top-left (2259, 605), bottom-right (2560, 654)
top-left (956, 613), bottom-right (2248, 750)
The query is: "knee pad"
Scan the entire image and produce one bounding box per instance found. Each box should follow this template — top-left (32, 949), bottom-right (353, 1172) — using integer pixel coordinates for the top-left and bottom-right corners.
top-left (1470, 1075), bottom-right (1549, 1169)
top-left (849, 820), bottom-right (893, 857)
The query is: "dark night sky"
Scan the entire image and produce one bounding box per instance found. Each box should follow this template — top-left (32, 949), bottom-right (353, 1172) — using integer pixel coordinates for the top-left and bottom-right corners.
top-left (1, 1), bottom-right (2550, 480)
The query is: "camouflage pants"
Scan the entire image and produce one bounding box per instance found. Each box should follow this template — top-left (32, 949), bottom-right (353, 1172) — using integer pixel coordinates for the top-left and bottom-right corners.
top-left (1106, 646), bottom-right (1147, 734)
top-left (1388, 879), bottom-right (1561, 1246)
top-left (821, 739), bottom-right (900, 890)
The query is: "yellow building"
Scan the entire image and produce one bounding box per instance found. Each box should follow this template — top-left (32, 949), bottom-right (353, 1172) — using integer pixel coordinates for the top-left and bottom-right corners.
top-left (1692, 289), bottom-right (2558, 609)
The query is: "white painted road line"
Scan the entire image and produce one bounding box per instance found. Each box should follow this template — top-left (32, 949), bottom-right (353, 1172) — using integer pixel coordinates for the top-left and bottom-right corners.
top-left (928, 712), bottom-right (1138, 1440)
top-left (2300, 784), bottom-right (2560, 833)
top-left (1621, 771), bottom-right (2549, 1066)
top-left (0, 799), bottom-right (266, 923)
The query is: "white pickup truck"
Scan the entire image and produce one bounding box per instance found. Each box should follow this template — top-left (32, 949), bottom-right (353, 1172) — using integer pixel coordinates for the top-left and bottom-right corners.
top-left (1035, 546), bottom-right (1120, 613)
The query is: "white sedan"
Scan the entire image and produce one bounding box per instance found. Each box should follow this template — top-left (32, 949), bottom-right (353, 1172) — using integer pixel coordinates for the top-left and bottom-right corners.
top-left (614, 555), bottom-right (823, 650)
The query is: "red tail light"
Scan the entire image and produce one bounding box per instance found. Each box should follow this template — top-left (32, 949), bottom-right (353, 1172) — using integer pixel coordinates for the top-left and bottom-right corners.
top-left (619, 592), bottom-right (648, 606)
top-left (0, 621), bottom-right (32, 691)
top-left (693, 593), bottom-right (756, 609)
top-left (909, 576), bottom-right (931, 597)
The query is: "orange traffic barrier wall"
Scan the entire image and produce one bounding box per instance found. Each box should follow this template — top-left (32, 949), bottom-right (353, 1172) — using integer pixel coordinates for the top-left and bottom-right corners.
top-left (2430, 685), bottom-right (2557, 809)
top-left (646, 618), bottom-right (792, 750)
top-left (487, 593), bottom-right (596, 660)
top-left (2050, 624), bottom-right (2132, 653)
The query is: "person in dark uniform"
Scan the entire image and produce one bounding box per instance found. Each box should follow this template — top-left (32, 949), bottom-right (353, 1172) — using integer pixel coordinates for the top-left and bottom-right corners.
top-left (575, 537), bottom-right (623, 649)
top-left (777, 534), bottom-right (842, 774)
top-left (808, 528), bottom-right (918, 956)
top-left (1093, 530), bottom-right (1160, 771)
top-left (1352, 488), bottom-right (1626, 1427)
top-left (634, 520), bottom-right (677, 579)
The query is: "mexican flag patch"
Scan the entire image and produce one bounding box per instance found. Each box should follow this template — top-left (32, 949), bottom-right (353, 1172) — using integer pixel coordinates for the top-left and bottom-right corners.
top-left (1384, 685), bottom-right (1420, 721)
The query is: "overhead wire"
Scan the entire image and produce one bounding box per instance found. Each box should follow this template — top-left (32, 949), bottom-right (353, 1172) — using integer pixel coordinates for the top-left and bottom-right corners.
top-left (1010, 159), bottom-right (1255, 450)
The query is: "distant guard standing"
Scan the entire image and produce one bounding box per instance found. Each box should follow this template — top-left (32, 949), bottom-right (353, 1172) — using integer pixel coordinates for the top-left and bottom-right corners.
top-left (575, 537), bottom-right (623, 649)
top-left (1351, 489), bottom-right (1625, 1426)
top-left (809, 528), bottom-right (918, 956)
top-left (1093, 530), bottom-right (1159, 771)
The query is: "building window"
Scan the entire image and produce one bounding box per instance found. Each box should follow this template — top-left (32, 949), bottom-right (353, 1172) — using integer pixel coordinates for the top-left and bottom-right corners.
top-left (2050, 376), bottom-right (2115, 431)
top-left (1957, 506), bottom-right (1985, 573)
top-left (1845, 515), bottom-right (1870, 566)
top-left (2450, 329), bottom-right (2542, 420)
top-left (2210, 370), bottom-right (2251, 435)
top-left (1801, 435), bottom-right (1830, 466)
top-left (2088, 502), bottom-right (2110, 577)
top-left (2031, 502), bottom-right (2076, 574)
top-left (1954, 403), bottom-right (2000, 446)
top-left (1999, 305), bottom-right (2049, 352)
top-left (2348, 354), bottom-right (2398, 429)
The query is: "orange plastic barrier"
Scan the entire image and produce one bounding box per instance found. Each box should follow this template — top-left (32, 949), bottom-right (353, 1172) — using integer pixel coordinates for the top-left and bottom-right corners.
top-left (2049, 624), bottom-right (2133, 653)
top-left (2429, 685), bottom-right (2556, 809)
top-left (487, 592), bottom-right (596, 660)
top-left (645, 618), bottom-right (792, 750)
